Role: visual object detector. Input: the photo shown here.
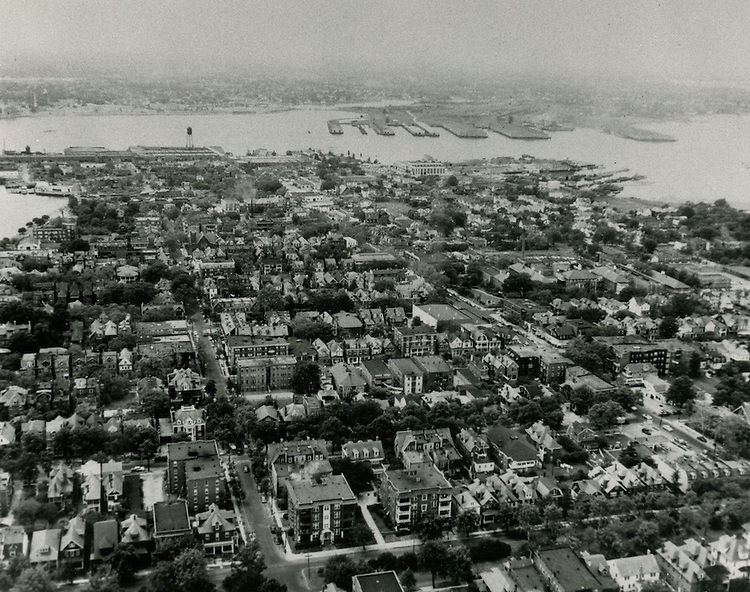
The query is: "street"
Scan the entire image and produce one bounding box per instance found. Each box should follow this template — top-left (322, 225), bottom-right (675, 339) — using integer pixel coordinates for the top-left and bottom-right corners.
top-left (192, 311), bottom-right (228, 397)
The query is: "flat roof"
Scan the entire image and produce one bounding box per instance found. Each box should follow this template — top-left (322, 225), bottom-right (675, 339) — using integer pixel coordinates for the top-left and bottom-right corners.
top-left (353, 571), bottom-right (404, 592)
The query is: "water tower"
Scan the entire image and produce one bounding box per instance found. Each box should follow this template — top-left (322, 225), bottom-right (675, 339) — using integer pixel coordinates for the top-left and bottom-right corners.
top-left (186, 126), bottom-right (194, 149)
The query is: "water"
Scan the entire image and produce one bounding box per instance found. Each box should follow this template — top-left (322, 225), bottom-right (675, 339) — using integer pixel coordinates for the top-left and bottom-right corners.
top-left (2, 109), bottom-right (750, 208)
top-left (0, 185), bottom-right (65, 239)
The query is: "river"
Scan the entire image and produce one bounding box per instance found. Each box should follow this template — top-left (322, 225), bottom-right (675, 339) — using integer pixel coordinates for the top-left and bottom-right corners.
top-left (2, 108), bottom-right (750, 210)
top-left (0, 186), bottom-right (66, 239)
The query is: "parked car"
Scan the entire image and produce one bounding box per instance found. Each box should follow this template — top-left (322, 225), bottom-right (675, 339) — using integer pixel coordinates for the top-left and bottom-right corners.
top-left (243, 465), bottom-right (249, 473)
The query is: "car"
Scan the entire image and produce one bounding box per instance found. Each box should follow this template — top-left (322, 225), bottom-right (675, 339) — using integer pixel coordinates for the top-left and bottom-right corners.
top-left (132, 466), bottom-right (146, 473)
top-left (643, 414), bottom-right (652, 421)
top-left (697, 435), bottom-right (708, 443)
top-left (642, 428), bottom-right (652, 435)
top-left (243, 465), bottom-right (249, 473)
top-left (662, 425), bottom-right (673, 432)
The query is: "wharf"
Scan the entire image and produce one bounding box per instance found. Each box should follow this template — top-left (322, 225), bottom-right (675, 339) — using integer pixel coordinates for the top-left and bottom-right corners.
top-left (327, 120), bottom-right (343, 135)
top-left (489, 123), bottom-right (550, 140)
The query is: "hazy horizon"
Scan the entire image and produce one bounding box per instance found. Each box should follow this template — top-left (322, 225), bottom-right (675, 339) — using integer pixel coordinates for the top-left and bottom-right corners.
top-left (2, 0), bottom-right (750, 87)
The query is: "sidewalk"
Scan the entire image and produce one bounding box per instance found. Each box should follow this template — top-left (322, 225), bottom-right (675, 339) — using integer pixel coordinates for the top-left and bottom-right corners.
top-left (358, 498), bottom-right (386, 545)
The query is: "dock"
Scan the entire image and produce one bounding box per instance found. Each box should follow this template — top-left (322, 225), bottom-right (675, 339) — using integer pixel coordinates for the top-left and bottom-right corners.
top-left (434, 122), bottom-right (487, 139)
top-left (370, 120), bottom-right (395, 136)
top-left (354, 124), bottom-right (368, 135)
top-left (400, 124), bottom-right (426, 136)
top-left (414, 123), bottom-right (439, 137)
top-left (489, 123), bottom-right (550, 140)
top-left (327, 120), bottom-right (343, 135)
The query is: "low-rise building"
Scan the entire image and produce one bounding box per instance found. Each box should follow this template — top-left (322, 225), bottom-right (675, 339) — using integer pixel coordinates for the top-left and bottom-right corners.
top-left (379, 464), bottom-right (453, 531)
top-left (287, 475), bottom-right (357, 545)
top-left (195, 503), bottom-right (238, 555)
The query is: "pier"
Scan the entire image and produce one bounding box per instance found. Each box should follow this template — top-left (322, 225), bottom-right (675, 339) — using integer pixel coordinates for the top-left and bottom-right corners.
top-left (370, 120), bottom-right (395, 136)
top-left (489, 123), bottom-right (550, 140)
top-left (434, 122), bottom-right (487, 138)
top-left (327, 120), bottom-right (343, 135)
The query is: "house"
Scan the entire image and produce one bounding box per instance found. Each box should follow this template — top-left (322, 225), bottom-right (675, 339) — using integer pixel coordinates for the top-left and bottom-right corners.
top-left (534, 547), bottom-right (618, 592)
top-left (607, 554), bottom-right (661, 592)
top-left (90, 519), bottom-right (119, 564)
top-left (394, 428), bottom-right (462, 476)
top-left (486, 425), bottom-right (540, 473)
top-left (457, 428), bottom-right (495, 476)
top-left (287, 475), bottom-right (357, 545)
top-left (341, 439), bottom-right (385, 468)
top-left (708, 528), bottom-right (750, 580)
top-left (120, 513), bottom-right (151, 551)
top-left (0, 525), bottom-right (27, 561)
top-left (0, 422), bottom-right (16, 446)
top-left (79, 460), bottom-right (124, 512)
top-left (47, 464), bottom-right (75, 506)
top-left (29, 528), bottom-right (61, 568)
top-left (329, 363), bottom-right (368, 397)
top-left (59, 515), bottom-right (86, 571)
top-left (153, 500), bottom-right (192, 541)
top-left (656, 540), bottom-right (710, 592)
top-left (171, 405), bottom-right (206, 441)
top-left (266, 439), bottom-right (332, 496)
top-left (195, 503), bottom-right (238, 555)
top-left (525, 422), bottom-right (562, 463)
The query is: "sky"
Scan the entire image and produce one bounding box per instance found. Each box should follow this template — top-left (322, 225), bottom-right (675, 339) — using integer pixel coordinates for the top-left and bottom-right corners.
top-left (2, 0), bottom-right (750, 85)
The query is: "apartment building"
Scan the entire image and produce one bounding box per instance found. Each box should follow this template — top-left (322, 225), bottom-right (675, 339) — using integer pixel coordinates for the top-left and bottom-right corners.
top-left (378, 464), bottom-right (453, 531)
top-left (287, 475), bottom-right (357, 545)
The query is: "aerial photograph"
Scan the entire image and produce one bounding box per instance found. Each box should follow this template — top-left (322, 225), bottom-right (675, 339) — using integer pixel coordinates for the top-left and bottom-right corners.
top-left (1, 1), bottom-right (750, 591)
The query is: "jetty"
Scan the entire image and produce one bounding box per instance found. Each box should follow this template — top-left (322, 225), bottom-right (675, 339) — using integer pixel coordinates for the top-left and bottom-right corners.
top-left (489, 123), bottom-right (550, 140)
top-left (370, 120), bottom-right (395, 136)
top-left (400, 124), bottom-right (426, 137)
top-left (327, 120), bottom-right (343, 135)
top-left (434, 122), bottom-right (487, 138)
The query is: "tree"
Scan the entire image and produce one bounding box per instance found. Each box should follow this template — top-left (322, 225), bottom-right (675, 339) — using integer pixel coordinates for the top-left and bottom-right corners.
top-left (152, 548), bottom-right (214, 592)
top-left (503, 273), bottom-right (533, 297)
top-left (455, 511), bottom-right (480, 537)
top-left (419, 541), bottom-right (448, 588)
top-left (11, 567), bottom-right (53, 592)
top-left (322, 556), bottom-right (360, 592)
top-left (666, 376), bottom-right (697, 412)
top-left (141, 389), bottom-right (171, 419)
top-left (223, 542), bottom-right (268, 592)
top-left (87, 566), bottom-right (120, 592)
top-left (565, 339), bottom-right (611, 377)
top-left (588, 401), bottom-right (625, 431)
top-left (349, 522), bottom-right (371, 550)
top-left (413, 514), bottom-right (454, 541)
top-left (442, 545), bottom-right (473, 585)
top-left (658, 316), bottom-right (678, 339)
top-left (330, 458), bottom-right (374, 494)
top-left (400, 568), bottom-right (417, 592)
top-left (291, 360), bottom-right (321, 394)
top-left (110, 544), bottom-right (140, 585)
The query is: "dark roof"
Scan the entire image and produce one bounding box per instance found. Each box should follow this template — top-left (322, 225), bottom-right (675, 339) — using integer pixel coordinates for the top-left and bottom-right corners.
top-left (153, 500), bottom-right (190, 535)
top-left (166, 440), bottom-right (218, 462)
top-left (353, 571), bottom-right (404, 592)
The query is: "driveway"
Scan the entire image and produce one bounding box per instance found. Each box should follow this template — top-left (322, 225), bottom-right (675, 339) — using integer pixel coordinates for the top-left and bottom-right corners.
top-left (141, 469), bottom-right (166, 510)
